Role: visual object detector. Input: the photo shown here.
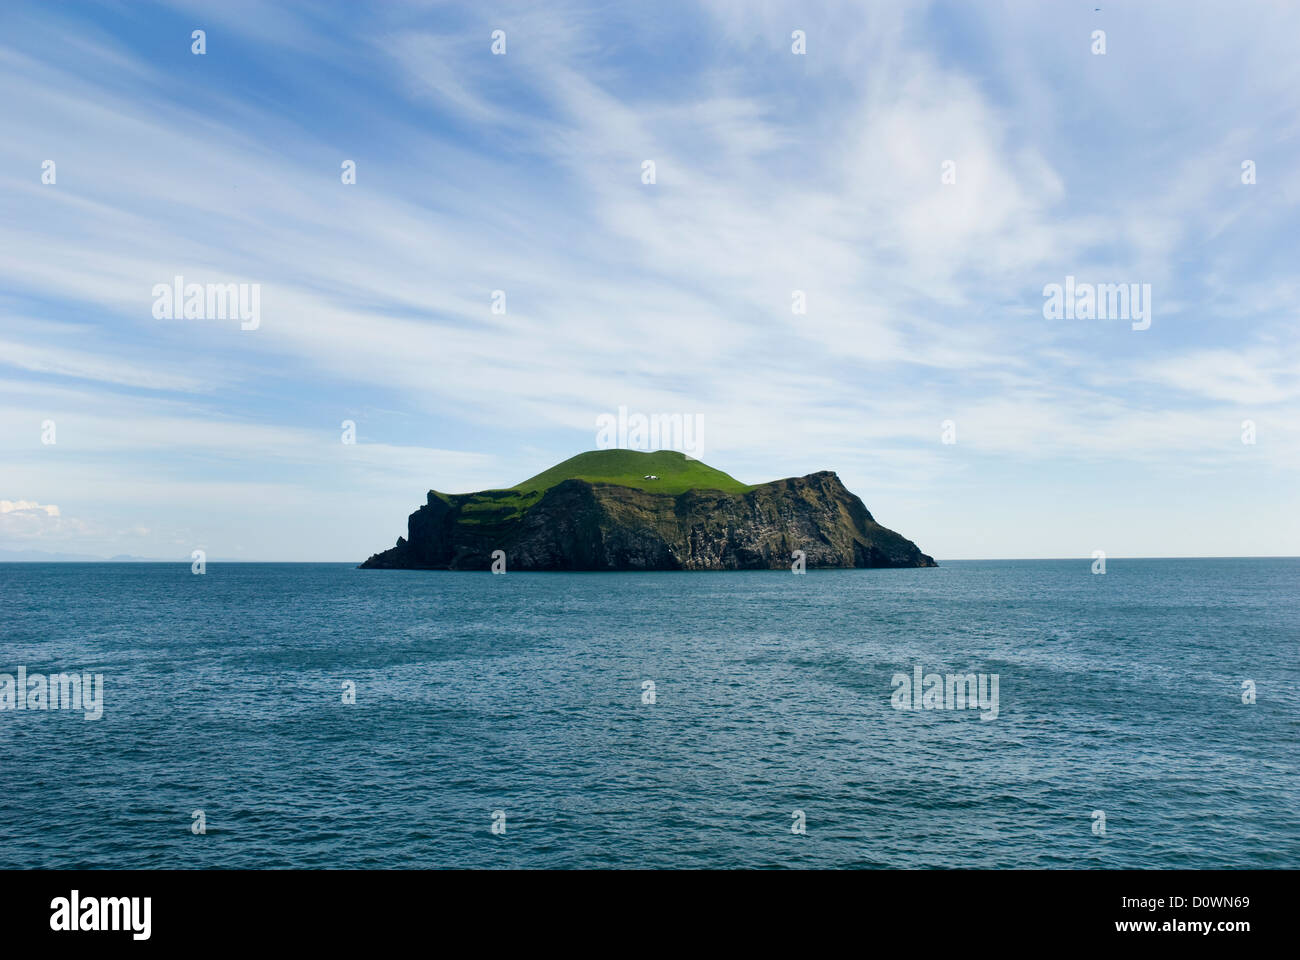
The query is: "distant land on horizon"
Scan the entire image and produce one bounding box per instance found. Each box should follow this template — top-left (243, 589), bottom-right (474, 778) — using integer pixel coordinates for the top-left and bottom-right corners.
top-left (0, 549), bottom-right (252, 563)
top-left (0, 548), bottom-right (164, 562)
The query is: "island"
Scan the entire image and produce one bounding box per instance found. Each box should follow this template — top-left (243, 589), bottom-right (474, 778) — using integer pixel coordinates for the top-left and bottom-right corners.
top-left (360, 449), bottom-right (936, 571)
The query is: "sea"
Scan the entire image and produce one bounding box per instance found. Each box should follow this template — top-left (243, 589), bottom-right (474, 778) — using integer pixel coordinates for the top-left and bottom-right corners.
top-left (1, 558), bottom-right (1296, 869)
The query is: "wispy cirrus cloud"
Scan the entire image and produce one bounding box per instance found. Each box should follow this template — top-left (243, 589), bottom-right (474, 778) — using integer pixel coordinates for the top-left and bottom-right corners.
top-left (1, 0), bottom-right (1297, 559)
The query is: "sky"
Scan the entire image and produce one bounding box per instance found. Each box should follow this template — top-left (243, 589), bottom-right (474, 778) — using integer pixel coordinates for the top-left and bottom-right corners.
top-left (1, 0), bottom-right (1298, 561)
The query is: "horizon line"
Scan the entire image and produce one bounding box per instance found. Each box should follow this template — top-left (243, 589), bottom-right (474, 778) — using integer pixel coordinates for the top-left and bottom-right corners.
top-left (1, 555), bottom-right (1297, 564)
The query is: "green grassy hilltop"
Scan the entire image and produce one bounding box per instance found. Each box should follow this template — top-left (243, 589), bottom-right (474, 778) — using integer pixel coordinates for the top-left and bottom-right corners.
top-left (433, 450), bottom-right (755, 528)
top-left (513, 449), bottom-right (754, 496)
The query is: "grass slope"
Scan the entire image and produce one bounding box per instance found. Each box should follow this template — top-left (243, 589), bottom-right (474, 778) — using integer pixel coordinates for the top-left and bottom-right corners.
top-left (433, 450), bottom-right (756, 527)
top-left (512, 449), bottom-right (754, 496)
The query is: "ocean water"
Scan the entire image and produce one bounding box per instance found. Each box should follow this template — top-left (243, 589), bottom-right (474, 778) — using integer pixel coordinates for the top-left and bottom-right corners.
top-left (1, 559), bottom-right (1296, 869)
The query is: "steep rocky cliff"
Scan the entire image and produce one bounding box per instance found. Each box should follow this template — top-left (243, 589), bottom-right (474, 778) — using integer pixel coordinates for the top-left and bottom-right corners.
top-left (360, 453), bottom-right (935, 571)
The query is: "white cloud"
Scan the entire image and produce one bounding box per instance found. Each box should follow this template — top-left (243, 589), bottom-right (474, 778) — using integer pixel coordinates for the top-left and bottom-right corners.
top-left (0, 500), bottom-right (60, 516)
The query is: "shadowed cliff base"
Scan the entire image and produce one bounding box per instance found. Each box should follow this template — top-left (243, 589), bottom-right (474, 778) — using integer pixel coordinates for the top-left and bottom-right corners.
top-left (360, 450), bottom-right (936, 571)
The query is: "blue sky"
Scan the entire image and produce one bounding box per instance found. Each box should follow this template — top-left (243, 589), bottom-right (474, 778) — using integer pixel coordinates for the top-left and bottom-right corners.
top-left (1, 0), bottom-right (1297, 561)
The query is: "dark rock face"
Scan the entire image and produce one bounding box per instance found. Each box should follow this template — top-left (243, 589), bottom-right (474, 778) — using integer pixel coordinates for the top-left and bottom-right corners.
top-left (361, 471), bottom-right (936, 571)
